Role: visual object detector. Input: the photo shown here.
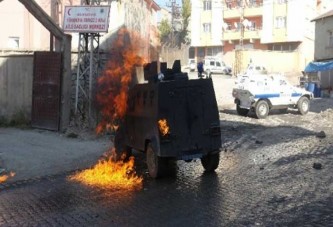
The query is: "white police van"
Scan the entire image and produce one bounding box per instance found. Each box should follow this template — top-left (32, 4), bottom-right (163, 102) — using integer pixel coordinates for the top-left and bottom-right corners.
top-left (232, 73), bottom-right (313, 119)
top-left (203, 58), bottom-right (232, 78)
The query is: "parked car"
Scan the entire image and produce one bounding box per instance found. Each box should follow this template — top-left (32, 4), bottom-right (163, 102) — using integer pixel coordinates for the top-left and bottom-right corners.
top-left (203, 58), bottom-right (232, 78)
top-left (232, 73), bottom-right (313, 119)
top-left (188, 59), bottom-right (196, 72)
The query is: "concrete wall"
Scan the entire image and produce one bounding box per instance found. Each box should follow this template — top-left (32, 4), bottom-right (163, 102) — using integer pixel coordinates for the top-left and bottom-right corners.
top-left (0, 54), bottom-right (33, 121)
top-left (223, 49), bottom-right (301, 84)
top-left (314, 16), bottom-right (333, 61)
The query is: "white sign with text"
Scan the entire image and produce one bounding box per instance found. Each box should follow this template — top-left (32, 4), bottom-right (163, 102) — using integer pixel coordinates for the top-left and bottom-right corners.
top-left (63, 6), bottom-right (110, 33)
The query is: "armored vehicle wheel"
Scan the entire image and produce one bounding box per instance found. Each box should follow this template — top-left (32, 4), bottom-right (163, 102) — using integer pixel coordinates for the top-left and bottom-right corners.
top-left (114, 127), bottom-right (132, 162)
top-left (236, 104), bottom-right (249, 116)
top-left (255, 100), bottom-right (269, 119)
top-left (297, 96), bottom-right (310, 115)
top-left (201, 153), bottom-right (220, 172)
top-left (146, 143), bottom-right (168, 178)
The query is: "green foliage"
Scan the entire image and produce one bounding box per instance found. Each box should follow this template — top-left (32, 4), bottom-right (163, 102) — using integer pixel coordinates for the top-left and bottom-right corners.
top-left (158, 19), bottom-right (172, 43)
top-left (179, 0), bottom-right (191, 45)
top-left (158, 0), bottom-right (191, 48)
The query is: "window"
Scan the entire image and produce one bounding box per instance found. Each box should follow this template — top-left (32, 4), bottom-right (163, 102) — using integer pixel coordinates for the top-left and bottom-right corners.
top-left (275, 16), bottom-right (286, 28)
top-left (203, 23), bottom-right (211, 33)
top-left (249, 0), bottom-right (257, 7)
top-left (268, 43), bottom-right (299, 51)
top-left (329, 32), bottom-right (333, 47)
top-left (7, 37), bottom-right (20, 49)
top-left (203, 1), bottom-right (212, 10)
top-left (206, 47), bottom-right (213, 56)
top-left (197, 47), bottom-right (205, 58)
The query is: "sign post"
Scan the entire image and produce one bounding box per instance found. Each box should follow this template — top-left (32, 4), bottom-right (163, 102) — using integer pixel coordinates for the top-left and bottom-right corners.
top-left (64, 5), bottom-right (110, 127)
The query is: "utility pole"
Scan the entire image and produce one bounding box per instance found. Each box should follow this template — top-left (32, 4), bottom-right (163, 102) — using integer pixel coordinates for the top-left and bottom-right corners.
top-left (74, 0), bottom-right (101, 128)
top-left (166, 0), bottom-right (181, 47)
top-left (234, 0), bottom-right (245, 76)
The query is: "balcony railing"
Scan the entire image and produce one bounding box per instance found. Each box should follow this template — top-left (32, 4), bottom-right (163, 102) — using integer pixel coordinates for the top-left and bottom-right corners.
top-left (222, 27), bottom-right (262, 41)
top-left (223, 1), bottom-right (263, 18)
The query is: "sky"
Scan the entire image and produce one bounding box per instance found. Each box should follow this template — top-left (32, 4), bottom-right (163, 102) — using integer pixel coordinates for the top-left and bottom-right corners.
top-left (155, 0), bottom-right (182, 8)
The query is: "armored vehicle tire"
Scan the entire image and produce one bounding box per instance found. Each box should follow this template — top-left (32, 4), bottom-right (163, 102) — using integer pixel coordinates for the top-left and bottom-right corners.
top-left (146, 143), bottom-right (168, 178)
top-left (201, 153), bottom-right (220, 172)
top-left (297, 96), bottom-right (310, 115)
top-left (255, 100), bottom-right (269, 119)
top-left (236, 104), bottom-right (249, 116)
top-left (114, 127), bottom-right (132, 162)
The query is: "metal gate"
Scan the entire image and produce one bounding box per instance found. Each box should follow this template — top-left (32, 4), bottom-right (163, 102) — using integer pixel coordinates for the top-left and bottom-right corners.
top-left (31, 52), bottom-right (62, 131)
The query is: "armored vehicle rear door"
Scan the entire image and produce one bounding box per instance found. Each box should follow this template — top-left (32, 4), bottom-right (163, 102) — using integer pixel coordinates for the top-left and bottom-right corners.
top-left (158, 79), bottom-right (220, 158)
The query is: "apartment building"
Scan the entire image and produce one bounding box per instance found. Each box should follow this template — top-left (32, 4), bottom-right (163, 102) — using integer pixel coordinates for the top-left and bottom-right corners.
top-left (190, 0), bottom-right (326, 76)
top-left (190, 0), bottom-right (223, 60)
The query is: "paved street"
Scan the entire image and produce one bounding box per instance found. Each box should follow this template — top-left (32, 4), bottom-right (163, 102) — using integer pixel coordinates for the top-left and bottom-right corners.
top-left (0, 142), bottom-right (332, 226)
top-left (0, 73), bottom-right (332, 226)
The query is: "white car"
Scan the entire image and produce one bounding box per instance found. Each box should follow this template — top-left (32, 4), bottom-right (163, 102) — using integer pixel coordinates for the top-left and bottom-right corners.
top-left (232, 73), bottom-right (313, 119)
top-left (203, 58), bottom-right (232, 78)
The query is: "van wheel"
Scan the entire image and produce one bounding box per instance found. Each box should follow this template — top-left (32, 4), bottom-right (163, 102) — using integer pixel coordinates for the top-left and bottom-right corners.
top-left (146, 143), bottom-right (168, 178)
top-left (255, 100), bottom-right (269, 119)
top-left (201, 153), bottom-right (220, 172)
top-left (297, 96), bottom-right (310, 115)
top-left (114, 126), bottom-right (132, 161)
top-left (236, 104), bottom-right (249, 116)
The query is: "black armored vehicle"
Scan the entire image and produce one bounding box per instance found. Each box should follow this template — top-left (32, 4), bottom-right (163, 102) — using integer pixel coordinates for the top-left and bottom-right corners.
top-left (115, 60), bottom-right (221, 178)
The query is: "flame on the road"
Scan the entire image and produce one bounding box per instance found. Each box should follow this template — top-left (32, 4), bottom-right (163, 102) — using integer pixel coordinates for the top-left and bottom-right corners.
top-left (69, 148), bottom-right (142, 190)
top-left (0, 172), bottom-right (15, 183)
top-left (95, 28), bottom-right (146, 134)
top-left (158, 119), bottom-right (170, 136)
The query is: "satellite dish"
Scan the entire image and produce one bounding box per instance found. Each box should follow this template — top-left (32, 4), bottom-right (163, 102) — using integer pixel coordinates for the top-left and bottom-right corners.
top-left (242, 19), bottom-right (249, 27)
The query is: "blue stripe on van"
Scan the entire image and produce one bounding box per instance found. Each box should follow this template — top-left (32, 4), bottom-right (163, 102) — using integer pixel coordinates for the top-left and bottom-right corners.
top-left (291, 93), bottom-right (302, 97)
top-left (254, 94), bottom-right (280, 99)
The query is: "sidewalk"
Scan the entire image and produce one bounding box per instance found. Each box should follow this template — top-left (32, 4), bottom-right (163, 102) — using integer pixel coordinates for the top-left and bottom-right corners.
top-left (0, 127), bottom-right (111, 183)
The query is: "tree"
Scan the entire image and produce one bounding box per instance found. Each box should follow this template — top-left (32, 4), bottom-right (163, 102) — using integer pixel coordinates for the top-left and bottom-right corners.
top-left (178, 0), bottom-right (191, 47)
top-left (158, 0), bottom-right (191, 48)
top-left (158, 18), bottom-right (172, 43)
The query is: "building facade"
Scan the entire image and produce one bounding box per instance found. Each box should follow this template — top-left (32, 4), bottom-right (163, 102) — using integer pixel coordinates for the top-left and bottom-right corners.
top-left (190, 0), bottom-right (223, 60)
top-left (0, 0), bottom-right (160, 58)
top-left (190, 0), bottom-right (327, 76)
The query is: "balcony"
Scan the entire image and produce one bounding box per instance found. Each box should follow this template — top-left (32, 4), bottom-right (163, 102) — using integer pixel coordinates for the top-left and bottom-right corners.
top-left (223, 3), bottom-right (263, 19)
top-left (222, 27), bottom-right (262, 41)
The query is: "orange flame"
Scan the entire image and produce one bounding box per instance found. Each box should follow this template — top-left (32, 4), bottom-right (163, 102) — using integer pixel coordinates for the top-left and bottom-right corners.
top-left (87, 28), bottom-right (149, 190)
top-left (95, 28), bottom-right (146, 134)
top-left (69, 149), bottom-right (143, 190)
top-left (0, 172), bottom-right (15, 183)
top-left (158, 119), bottom-right (170, 136)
